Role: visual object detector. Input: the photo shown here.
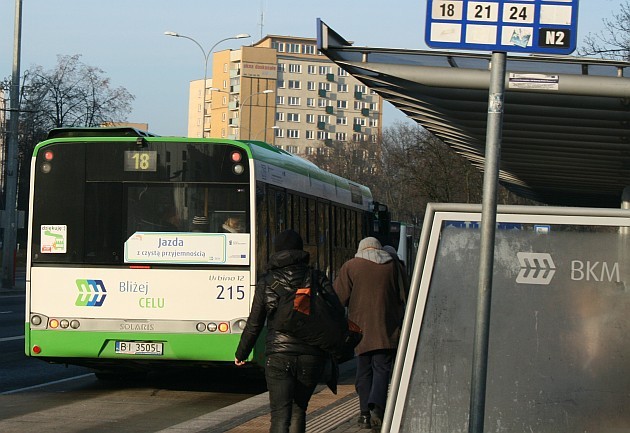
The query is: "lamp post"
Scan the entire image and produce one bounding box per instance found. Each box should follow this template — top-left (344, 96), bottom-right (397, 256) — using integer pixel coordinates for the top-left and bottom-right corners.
top-left (164, 31), bottom-right (249, 137)
top-left (255, 125), bottom-right (279, 142)
top-left (238, 89), bottom-right (274, 140)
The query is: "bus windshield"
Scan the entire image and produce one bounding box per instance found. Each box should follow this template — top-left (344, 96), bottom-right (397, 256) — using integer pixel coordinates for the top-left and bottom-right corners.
top-left (31, 139), bottom-right (250, 266)
top-left (126, 184), bottom-right (247, 235)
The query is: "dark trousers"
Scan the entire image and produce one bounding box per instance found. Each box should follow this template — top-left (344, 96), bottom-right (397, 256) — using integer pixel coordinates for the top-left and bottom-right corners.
top-left (265, 353), bottom-right (326, 433)
top-left (355, 349), bottom-right (395, 413)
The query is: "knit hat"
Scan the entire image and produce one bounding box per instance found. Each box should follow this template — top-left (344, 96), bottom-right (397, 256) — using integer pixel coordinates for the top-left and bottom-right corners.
top-left (356, 237), bottom-right (382, 253)
top-left (274, 229), bottom-right (304, 252)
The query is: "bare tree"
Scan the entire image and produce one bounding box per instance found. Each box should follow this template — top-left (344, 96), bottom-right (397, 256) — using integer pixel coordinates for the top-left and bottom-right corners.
top-left (22, 54), bottom-right (134, 131)
top-left (579, 1), bottom-right (630, 60)
top-left (7, 54), bottom-right (135, 238)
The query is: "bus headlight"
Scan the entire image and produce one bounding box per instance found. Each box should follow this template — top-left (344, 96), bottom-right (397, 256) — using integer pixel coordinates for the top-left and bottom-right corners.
top-left (31, 315), bottom-right (42, 326)
top-left (196, 322), bottom-right (207, 332)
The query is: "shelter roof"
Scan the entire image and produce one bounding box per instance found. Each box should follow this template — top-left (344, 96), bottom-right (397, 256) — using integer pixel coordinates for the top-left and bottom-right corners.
top-left (317, 20), bottom-right (630, 208)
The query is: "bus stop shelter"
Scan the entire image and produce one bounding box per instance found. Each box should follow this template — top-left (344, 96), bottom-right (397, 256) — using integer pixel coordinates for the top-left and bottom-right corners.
top-left (316, 20), bottom-right (630, 208)
top-left (316, 19), bottom-right (630, 432)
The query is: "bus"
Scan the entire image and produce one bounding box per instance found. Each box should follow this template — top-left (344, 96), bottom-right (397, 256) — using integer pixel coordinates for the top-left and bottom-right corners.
top-left (388, 221), bottom-right (418, 276)
top-left (25, 127), bottom-right (377, 376)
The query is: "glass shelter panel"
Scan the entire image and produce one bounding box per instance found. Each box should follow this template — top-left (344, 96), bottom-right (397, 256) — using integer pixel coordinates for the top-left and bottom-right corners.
top-left (390, 206), bottom-right (630, 432)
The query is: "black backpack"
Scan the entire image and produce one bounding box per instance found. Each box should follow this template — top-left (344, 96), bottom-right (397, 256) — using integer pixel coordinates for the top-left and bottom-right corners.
top-left (271, 269), bottom-right (362, 360)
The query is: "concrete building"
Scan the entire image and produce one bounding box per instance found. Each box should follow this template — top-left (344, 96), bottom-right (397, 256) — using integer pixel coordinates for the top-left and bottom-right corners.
top-left (188, 35), bottom-right (383, 155)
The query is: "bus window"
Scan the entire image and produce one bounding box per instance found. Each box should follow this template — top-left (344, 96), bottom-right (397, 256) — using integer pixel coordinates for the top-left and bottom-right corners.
top-left (126, 184), bottom-right (248, 236)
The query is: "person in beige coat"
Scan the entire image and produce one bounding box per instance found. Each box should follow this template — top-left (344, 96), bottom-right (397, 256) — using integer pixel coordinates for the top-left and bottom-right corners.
top-left (334, 237), bottom-right (406, 430)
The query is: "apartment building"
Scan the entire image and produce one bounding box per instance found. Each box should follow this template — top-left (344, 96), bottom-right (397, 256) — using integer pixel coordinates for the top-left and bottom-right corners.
top-left (188, 35), bottom-right (383, 155)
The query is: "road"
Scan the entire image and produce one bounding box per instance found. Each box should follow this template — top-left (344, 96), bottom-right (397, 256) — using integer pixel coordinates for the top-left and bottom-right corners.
top-left (0, 288), bottom-right (266, 433)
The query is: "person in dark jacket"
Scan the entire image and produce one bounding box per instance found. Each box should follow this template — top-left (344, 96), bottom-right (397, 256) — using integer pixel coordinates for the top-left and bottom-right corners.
top-left (334, 237), bottom-right (406, 430)
top-left (235, 229), bottom-right (328, 433)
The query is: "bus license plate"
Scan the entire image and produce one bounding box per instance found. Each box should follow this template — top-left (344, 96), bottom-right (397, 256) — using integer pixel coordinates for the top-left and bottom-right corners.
top-left (115, 341), bottom-right (163, 355)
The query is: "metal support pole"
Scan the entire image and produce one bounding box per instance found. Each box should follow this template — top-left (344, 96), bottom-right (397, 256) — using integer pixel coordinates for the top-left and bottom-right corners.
top-left (468, 51), bottom-right (506, 433)
top-left (2, 0), bottom-right (23, 288)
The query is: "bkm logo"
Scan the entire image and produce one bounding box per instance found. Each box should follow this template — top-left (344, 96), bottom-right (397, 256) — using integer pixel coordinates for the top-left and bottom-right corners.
top-left (516, 252), bottom-right (556, 285)
top-left (75, 279), bottom-right (107, 306)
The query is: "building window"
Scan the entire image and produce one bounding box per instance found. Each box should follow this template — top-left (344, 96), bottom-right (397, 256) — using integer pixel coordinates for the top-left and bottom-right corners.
top-left (276, 112), bottom-right (285, 122)
top-left (288, 113), bottom-right (300, 122)
top-left (306, 131), bottom-right (314, 140)
top-left (303, 44), bottom-right (315, 55)
top-left (288, 96), bottom-right (301, 106)
top-left (274, 42), bottom-right (285, 52)
top-left (318, 65), bottom-right (332, 75)
top-left (307, 81), bottom-right (317, 91)
top-left (319, 82), bottom-right (331, 91)
top-left (307, 97), bottom-right (315, 107)
top-left (288, 64), bottom-right (302, 73)
top-left (337, 100), bottom-right (348, 109)
top-left (370, 102), bottom-right (379, 111)
top-left (286, 145), bottom-right (298, 154)
top-left (308, 65), bottom-right (317, 74)
top-left (277, 96), bottom-right (285, 105)
top-left (287, 43), bottom-right (301, 53)
top-left (275, 128), bottom-right (285, 138)
top-left (222, 112), bottom-right (226, 122)
top-left (354, 117), bottom-right (367, 127)
top-left (317, 131), bottom-right (329, 140)
top-left (370, 118), bottom-right (379, 127)
top-left (337, 83), bottom-right (348, 92)
top-left (277, 79), bottom-right (286, 88)
top-left (288, 80), bottom-right (301, 89)
top-left (336, 116), bottom-right (348, 125)
top-left (338, 67), bottom-right (348, 76)
top-left (288, 129), bottom-right (300, 139)
top-left (197, 104), bottom-right (202, 112)
top-left (318, 99), bottom-right (328, 108)
top-left (355, 84), bottom-right (366, 93)
top-left (278, 63), bottom-right (286, 72)
top-left (335, 132), bottom-right (347, 141)
top-left (318, 114), bottom-right (329, 123)
top-left (354, 101), bottom-right (364, 110)
top-left (306, 114), bottom-right (315, 123)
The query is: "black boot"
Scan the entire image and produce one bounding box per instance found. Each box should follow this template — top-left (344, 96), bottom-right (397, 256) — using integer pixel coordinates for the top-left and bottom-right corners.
top-left (357, 412), bottom-right (372, 429)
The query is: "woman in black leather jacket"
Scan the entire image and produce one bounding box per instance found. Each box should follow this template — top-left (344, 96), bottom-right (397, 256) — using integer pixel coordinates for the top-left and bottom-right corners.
top-left (235, 229), bottom-right (327, 433)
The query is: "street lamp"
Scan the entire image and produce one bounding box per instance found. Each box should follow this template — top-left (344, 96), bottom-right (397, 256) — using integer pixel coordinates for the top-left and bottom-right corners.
top-left (254, 125), bottom-right (279, 142)
top-left (164, 31), bottom-right (250, 137)
top-left (237, 89), bottom-right (274, 140)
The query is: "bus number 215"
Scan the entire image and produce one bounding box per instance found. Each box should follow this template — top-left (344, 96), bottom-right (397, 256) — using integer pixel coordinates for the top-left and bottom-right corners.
top-left (217, 285), bottom-right (245, 300)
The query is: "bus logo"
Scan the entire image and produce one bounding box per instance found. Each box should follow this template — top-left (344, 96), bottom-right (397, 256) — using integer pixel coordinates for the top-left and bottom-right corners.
top-left (75, 279), bottom-right (107, 306)
top-left (516, 252), bottom-right (556, 285)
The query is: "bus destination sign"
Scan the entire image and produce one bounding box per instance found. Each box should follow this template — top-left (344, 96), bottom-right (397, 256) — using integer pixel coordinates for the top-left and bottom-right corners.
top-left (124, 150), bottom-right (157, 172)
top-left (426, 0), bottom-right (579, 55)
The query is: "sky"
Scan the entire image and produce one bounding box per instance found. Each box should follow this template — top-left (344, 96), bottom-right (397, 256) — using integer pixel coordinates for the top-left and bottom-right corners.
top-left (0, 0), bottom-right (625, 137)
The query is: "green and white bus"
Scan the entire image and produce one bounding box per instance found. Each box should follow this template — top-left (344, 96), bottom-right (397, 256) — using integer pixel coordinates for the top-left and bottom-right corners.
top-left (25, 127), bottom-right (376, 375)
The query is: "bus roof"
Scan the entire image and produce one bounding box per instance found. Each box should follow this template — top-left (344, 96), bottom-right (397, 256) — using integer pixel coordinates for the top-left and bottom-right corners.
top-left (46, 127), bottom-right (159, 140)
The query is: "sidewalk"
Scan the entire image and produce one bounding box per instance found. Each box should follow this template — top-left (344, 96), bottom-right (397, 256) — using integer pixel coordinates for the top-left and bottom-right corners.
top-left (157, 359), bottom-right (370, 433)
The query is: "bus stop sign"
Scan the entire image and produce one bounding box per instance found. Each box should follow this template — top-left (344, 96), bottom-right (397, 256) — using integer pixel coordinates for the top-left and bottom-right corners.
top-left (426, 0), bottom-right (579, 55)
